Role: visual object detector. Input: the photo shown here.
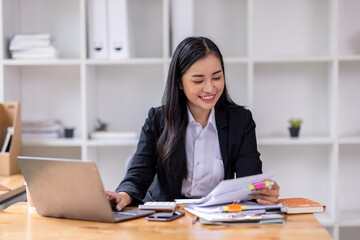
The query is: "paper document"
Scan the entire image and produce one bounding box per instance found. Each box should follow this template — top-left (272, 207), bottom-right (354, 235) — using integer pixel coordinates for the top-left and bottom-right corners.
top-left (185, 207), bottom-right (283, 223)
top-left (190, 201), bottom-right (282, 214)
top-left (176, 172), bottom-right (275, 207)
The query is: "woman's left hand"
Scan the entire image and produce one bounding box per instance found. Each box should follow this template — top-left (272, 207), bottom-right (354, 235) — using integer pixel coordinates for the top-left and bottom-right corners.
top-left (250, 180), bottom-right (280, 205)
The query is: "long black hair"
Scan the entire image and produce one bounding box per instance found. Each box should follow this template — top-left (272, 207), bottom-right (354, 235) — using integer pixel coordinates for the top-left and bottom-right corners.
top-left (157, 36), bottom-right (237, 180)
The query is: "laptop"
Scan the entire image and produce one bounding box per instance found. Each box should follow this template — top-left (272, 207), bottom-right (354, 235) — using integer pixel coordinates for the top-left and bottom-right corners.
top-left (17, 156), bottom-right (154, 223)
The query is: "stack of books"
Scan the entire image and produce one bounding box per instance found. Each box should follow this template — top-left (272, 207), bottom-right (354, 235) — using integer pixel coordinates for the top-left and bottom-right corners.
top-left (9, 33), bottom-right (59, 59)
top-left (22, 119), bottom-right (63, 140)
top-left (278, 198), bottom-right (326, 214)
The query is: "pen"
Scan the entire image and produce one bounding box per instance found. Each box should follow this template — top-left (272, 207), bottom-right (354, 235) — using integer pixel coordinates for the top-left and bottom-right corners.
top-left (192, 216), bottom-right (198, 224)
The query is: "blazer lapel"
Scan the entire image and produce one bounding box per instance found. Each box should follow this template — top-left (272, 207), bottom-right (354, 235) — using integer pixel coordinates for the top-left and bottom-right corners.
top-left (215, 107), bottom-right (229, 177)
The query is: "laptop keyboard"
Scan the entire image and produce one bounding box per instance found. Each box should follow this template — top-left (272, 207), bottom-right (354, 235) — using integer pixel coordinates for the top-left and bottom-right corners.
top-left (112, 209), bottom-right (155, 222)
top-left (113, 211), bottom-right (138, 217)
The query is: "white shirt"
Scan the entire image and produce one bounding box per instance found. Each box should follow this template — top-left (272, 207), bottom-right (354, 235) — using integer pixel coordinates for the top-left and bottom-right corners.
top-left (181, 107), bottom-right (225, 198)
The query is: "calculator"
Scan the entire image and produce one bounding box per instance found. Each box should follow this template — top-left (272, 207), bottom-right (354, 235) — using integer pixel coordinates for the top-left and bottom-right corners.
top-left (138, 201), bottom-right (178, 211)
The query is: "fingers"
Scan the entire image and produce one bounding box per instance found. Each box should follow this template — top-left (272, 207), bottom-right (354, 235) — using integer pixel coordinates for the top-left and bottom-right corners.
top-left (116, 201), bottom-right (127, 211)
top-left (270, 181), bottom-right (280, 191)
top-left (251, 192), bottom-right (278, 205)
top-left (256, 198), bottom-right (274, 205)
top-left (250, 180), bottom-right (280, 205)
top-left (116, 192), bottom-right (133, 211)
top-left (105, 191), bottom-right (132, 211)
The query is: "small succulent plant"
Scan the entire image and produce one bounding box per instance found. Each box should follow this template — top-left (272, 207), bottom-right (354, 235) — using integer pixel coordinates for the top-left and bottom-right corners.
top-left (95, 118), bottom-right (108, 131)
top-left (289, 119), bottom-right (302, 128)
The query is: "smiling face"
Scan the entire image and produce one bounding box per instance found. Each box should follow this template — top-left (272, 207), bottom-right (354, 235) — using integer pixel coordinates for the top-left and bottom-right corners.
top-left (181, 53), bottom-right (224, 120)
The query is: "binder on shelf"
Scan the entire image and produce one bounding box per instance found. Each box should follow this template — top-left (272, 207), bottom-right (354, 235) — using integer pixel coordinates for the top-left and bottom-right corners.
top-left (107, 0), bottom-right (129, 59)
top-left (0, 103), bottom-right (22, 176)
top-left (87, 0), bottom-right (108, 59)
top-left (171, 0), bottom-right (194, 54)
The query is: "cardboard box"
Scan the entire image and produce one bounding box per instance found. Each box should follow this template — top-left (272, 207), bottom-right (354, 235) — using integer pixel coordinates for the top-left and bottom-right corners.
top-left (0, 103), bottom-right (22, 176)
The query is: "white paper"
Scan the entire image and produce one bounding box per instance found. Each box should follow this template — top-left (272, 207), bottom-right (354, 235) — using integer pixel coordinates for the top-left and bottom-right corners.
top-left (190, 202), bottom-right (282, 214)
top-left (176, 172), bottom-right (276, 207)
top-left (185, 207), bottom-right (283, 222)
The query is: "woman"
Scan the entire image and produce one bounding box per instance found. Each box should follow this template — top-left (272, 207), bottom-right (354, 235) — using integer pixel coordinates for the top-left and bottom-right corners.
top-left (107, 36), bottom-right (280, 211)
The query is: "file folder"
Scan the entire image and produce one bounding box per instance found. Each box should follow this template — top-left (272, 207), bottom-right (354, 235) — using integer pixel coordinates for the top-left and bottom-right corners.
top-left (87, 0), bottom-right (108, 59)
top-left (107, 0), bottom-right (129, 59)
top-left (171, 0), bottom-right (194, 54)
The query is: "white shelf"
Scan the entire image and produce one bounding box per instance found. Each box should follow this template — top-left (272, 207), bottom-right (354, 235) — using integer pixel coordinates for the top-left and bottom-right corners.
top-left (338, 56), bottom-right (360, 61)
top-left (339, 137), bottom-right (360, 145)
top-left (257, 137), bottom-right (334, 146)
top-left (86, 58), bottom-right (165, 65)
top-left (253, 56), bottom-right (333, 63)
top-left (2, 59), bottom-right (82, 66)
top-left (22, 138), bottom-right (82, 147)
top-left (86, 139), bottom-right (138, 147)
top-left (339, 211), bottom-right (360, 227)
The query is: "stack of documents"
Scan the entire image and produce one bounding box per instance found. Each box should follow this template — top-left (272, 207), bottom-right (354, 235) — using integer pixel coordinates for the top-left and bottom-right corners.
top-left (9, 33), bottom-right (59, 59)
top-left (22, 119), bottom-right (63, 140)
top-left (176, 172), bottom-right (284, 225)
top-left (185, 201), bottom-right (283, 225)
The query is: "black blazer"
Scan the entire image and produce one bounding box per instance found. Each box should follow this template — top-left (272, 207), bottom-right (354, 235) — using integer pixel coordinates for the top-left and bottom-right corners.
top-left (116, 105), bottom-right (262, 204)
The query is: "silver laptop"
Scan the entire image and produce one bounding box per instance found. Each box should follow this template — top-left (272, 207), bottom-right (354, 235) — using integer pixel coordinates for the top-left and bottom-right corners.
top-left (17, 156), bottom-right (154, 223)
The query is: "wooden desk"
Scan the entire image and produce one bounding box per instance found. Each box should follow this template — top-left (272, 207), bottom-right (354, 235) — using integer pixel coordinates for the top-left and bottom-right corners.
top-left (0, 202), bottom-right (332, 240)
top-left (0, 174), bottom-right (26, 210)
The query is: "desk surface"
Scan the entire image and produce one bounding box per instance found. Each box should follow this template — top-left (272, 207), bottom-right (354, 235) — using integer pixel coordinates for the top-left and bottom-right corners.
top-left (0, 174), bottom-right (25, 202)
top-left (0, 202), bottom-right (332, 240)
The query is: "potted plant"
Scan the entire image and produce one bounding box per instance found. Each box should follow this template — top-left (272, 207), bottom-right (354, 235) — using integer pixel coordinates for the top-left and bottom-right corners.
top-left (95, 118), bottom-right (108, 131)
top-left (288, 119), bottom-right (302, 138)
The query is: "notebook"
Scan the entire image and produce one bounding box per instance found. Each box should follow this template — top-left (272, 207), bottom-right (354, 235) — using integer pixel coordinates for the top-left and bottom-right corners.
top-left (17, 156), bottom-right (154, 223)
top-left (278, 198), bottom-right (326, 214)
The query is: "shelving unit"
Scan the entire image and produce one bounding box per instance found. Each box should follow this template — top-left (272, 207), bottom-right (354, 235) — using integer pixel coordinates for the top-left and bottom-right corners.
top-left (0, 0), bottom-right (359, 239)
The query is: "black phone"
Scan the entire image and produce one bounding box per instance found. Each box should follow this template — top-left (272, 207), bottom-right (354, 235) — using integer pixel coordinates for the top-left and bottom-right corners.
top-left (146, 211), bottom-right (185, 222)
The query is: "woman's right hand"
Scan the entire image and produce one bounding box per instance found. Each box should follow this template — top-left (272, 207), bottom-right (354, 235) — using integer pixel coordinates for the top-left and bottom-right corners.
top-left (105, 191), bottom-right (133, 211)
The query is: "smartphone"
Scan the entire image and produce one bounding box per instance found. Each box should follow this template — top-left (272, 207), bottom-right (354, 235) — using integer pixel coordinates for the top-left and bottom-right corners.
top-left (146, 211), bottom-right (185, 222)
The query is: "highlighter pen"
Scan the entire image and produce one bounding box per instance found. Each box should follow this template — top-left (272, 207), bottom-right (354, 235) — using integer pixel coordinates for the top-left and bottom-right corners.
top-left (192, 216), bottom-right (198, 224)
top-left (248, 180), bottom-right (273, 191)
